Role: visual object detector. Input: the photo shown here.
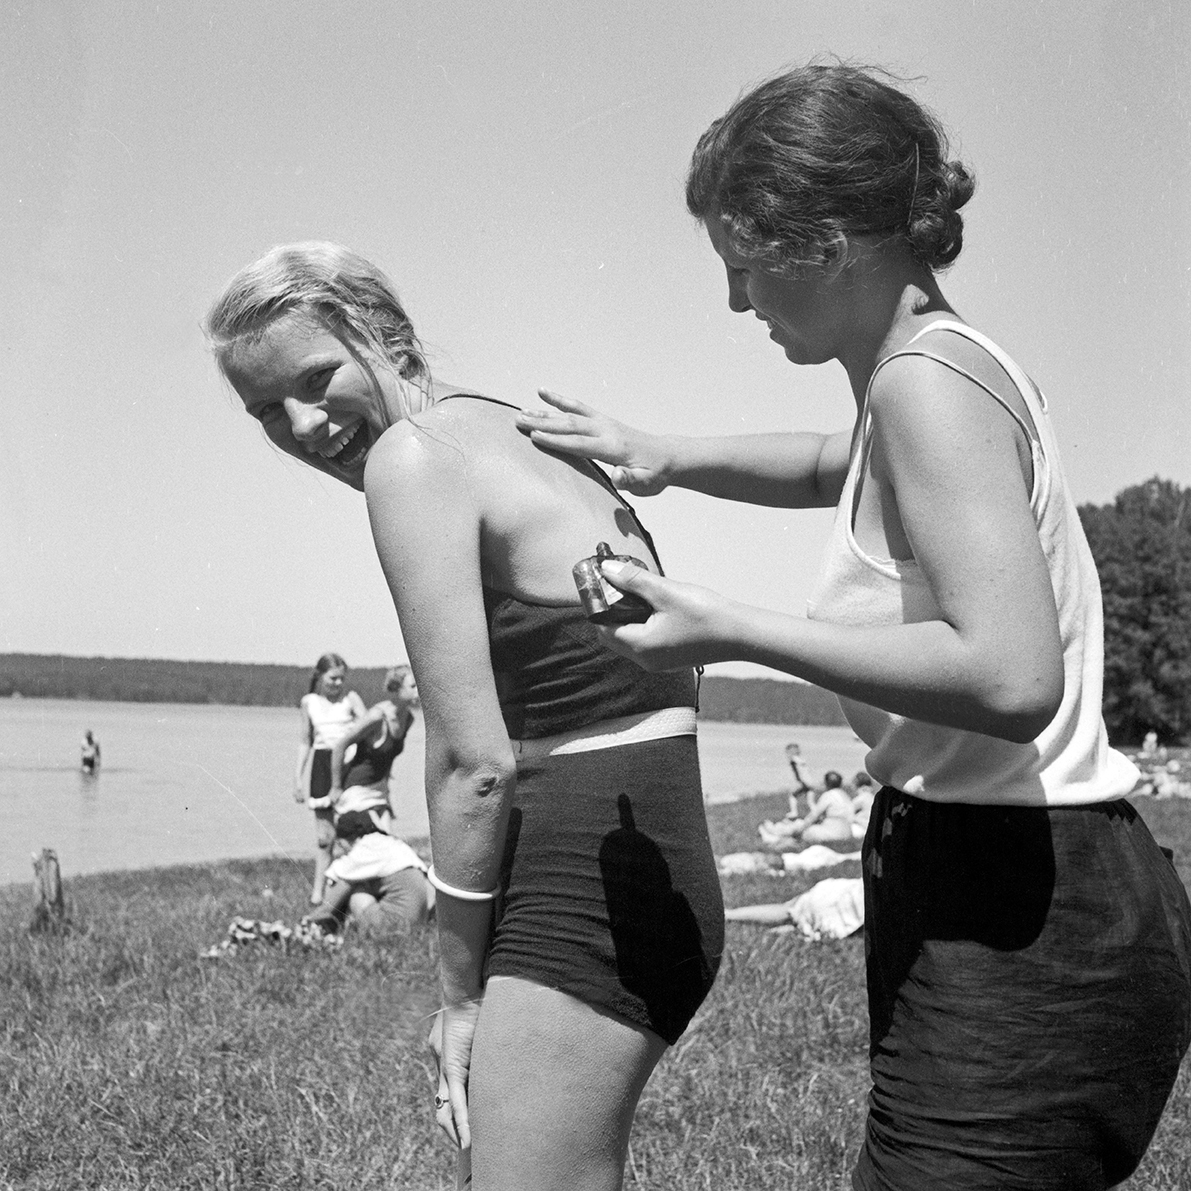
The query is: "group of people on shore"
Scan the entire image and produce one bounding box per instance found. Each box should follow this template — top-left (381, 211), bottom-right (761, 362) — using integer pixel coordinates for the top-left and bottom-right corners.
top-left (209, 61), bottom-right (1190, 1191)
top-left (293, 653), bottom-right (434, 938)
top-left (756, 744), bottom-right (875, 847)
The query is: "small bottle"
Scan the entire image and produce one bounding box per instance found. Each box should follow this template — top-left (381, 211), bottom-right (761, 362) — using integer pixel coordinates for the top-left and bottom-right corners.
top-left (572, 542), bottom-right (654, 624)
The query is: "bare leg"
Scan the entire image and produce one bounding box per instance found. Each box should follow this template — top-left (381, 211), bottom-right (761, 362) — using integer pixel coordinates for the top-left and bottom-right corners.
top-left (306, 877), bottom-right (353, 931)
top-left (311, 810), bottom-right (336, 904)
top-left (468, 975), bottom-right (668, 1191)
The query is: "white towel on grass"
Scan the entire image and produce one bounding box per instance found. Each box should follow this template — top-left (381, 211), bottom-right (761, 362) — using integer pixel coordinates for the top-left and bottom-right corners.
top-left (786, 877), bottom-right (865, 941)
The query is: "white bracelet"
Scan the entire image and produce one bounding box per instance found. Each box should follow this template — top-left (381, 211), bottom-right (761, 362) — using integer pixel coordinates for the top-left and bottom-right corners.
top-left (426, 865), bottom-right (500, 902)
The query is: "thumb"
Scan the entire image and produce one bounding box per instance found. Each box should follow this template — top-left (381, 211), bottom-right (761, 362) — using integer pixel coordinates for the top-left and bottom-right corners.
top-left (600, 557), bottom-right (655, 594)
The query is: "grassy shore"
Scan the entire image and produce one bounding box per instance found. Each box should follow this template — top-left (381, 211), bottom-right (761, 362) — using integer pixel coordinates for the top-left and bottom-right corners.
top-left (3, 793), bottom-right (1189, 1190)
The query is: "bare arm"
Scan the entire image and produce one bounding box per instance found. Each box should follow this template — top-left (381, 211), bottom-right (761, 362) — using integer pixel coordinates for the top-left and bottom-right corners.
top-left (364, 420), bottom-right (516, 1150)
top-left (329, 707), bottom-right (386, 798)
top-left (592, 358), bottom-right (1065, 744)
top-left (800, 794), bottom-right (829, 827)
top-left (295, 699), bottom-right (314, 803)
top-left (517, 389), bottom-right (851, 508)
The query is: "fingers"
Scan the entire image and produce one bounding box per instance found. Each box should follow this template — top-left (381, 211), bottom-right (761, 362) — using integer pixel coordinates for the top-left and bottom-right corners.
top-left (518, 427), bottom-right (603, 457)
top-left (599, 557), bottom-right (657, 595)
top-left (435, 1074), bottom-right (461, 1146)
top-left (428, 1006), bottom-right (474, 1151)
top-left (534, 388), bottom-right (593, 415)
top-left (447, 1075), bottom-right (472, 1150)
top-left (432, 1072), bottom-right (471, 1150)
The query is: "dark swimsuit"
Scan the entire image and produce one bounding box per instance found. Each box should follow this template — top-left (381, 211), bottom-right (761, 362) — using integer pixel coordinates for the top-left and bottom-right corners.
top-left (335, 718), bottom-right (406, 842)
top-left (442, 394), bottom-right (724, 1044)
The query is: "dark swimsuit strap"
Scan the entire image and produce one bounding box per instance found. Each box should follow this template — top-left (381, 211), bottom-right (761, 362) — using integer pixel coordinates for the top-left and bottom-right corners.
top-left (435, 392), bottom-right (665, 573)
top-left (442, 393), bottom-right (703, 710)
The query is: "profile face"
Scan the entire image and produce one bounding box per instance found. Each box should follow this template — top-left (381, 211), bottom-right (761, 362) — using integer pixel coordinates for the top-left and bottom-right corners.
top-left (224, 314), bottom-right (397, 491)
top-left (318, 665), bottom-right (346, 700)
top-left (706, 220), bottom-right (844, 366)
top-left (388, 671), bottom-right (419, 707)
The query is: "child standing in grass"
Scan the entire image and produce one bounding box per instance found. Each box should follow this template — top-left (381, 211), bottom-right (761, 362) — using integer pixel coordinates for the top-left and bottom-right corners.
top-left (517, 61), bottom-right (1191, 1191)
top-left (297, 653), bottom-right (366, 905)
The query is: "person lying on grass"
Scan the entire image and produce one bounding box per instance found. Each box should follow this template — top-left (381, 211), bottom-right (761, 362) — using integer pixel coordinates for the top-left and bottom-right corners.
top-left (726, 877), bottom-right (864, 941)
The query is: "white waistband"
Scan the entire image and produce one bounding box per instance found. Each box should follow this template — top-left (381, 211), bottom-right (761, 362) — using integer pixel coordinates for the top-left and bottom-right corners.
top-left (512, 706), bottom-right (697, 760)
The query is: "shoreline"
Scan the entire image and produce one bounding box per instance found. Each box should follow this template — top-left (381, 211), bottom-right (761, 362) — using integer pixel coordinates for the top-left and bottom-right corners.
top-left (10, 776), bottom-right (1188, 891)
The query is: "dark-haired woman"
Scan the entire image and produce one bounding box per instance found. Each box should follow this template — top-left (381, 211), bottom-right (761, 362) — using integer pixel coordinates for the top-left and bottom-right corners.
top-left (207, 242), bottom-right (722, 1190)
top-left (297, 652), bottom-right (366, 904)
top-left (518, 62), bottom-right (1191, 1190)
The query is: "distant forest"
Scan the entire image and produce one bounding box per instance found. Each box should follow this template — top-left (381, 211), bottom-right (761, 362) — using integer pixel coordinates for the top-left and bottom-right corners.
top-left (0, 654), bottom-right (846, 726)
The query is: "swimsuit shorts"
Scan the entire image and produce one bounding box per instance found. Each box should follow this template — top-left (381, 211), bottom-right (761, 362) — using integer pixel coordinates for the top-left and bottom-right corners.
top-left (487, 734), bottom-right (723, 1045)
top-left (308, 748), bottom-right (333, 801)
top-left (854, 787), bottom-right (1191, 1191)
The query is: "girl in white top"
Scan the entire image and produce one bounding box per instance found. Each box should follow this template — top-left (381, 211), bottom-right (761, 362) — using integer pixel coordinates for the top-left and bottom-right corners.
top-left (296, 652), bottom-right (365, 904)
top-left (518, 62), bottom-right (1191, 1191)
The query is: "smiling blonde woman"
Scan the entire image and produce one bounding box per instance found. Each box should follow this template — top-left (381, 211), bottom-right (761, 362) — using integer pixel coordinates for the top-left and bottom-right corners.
top-left (206, 242), bottom-right (723, 1191)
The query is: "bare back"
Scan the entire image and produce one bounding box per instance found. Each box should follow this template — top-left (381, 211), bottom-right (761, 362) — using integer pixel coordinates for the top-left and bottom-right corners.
top-left (411, 393), bottom-right (663, 602)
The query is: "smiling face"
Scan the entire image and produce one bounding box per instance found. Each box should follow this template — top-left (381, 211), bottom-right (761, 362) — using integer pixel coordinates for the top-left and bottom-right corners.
top-left (706, 219), bottom-right (850, 366)
top-left (223, 313), bottom-right (398, 491)
top-left (317, 665), bottom-right (347, 701)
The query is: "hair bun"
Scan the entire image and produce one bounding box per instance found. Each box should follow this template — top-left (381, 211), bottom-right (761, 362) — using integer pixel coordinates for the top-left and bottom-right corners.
top-left (942, 160), bottom-right (976, 213)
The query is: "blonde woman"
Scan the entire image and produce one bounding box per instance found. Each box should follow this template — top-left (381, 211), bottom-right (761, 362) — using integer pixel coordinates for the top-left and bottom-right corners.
top-left (207, 243), bottom-right (722, 1191)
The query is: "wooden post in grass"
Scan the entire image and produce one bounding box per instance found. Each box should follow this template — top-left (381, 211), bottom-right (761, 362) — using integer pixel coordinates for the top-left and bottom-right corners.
top-left (30, 848), bottom-right (67, 933)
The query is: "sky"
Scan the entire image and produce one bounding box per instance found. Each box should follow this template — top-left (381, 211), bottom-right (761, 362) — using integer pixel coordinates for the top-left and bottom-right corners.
top-left (3, 0), bottom-right (1189, 681)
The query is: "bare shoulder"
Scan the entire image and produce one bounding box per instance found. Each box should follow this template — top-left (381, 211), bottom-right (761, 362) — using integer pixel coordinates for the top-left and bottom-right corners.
top-left (362, 410), bottom-right (475, 498)
top-left (870, 326), bottom-right (1033, 438)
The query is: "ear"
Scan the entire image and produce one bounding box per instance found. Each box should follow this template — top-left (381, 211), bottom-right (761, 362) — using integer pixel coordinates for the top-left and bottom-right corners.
top-left (820, 231), bottom-right (855, 278)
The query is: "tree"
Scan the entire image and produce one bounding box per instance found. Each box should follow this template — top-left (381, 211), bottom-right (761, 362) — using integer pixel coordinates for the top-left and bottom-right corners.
top-left (1079, 477), bottom-right (1191, 746)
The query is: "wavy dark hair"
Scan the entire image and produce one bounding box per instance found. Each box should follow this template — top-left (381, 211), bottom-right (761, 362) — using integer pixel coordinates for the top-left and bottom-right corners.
top-left (686, 62), bottom-right (976, 274)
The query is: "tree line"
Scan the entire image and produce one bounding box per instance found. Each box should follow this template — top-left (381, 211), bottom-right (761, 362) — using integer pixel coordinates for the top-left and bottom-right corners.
top-left (1079, 477), bottom-right (1191, 746)
top-left (5, 476), bottom-right (1184, 742)
top-left (0, 654), bottom-right (847, 726)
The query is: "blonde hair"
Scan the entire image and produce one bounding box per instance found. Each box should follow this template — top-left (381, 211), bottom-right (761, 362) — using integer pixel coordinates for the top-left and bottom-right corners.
top-left (205, 242), bottom-right (433, 426)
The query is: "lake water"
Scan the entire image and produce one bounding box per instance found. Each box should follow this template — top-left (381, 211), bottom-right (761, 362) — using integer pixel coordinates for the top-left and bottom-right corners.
top-left (0, 699), bottom-right (867, 886)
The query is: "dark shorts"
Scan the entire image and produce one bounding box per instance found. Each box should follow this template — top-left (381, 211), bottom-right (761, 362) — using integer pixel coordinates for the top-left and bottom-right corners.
top-left (487, 735), bottom-right (724, 1045)
top-left (854, 787), bottom-right (1191, 1191)
top-left (309, 748), bottom-right (333, 800)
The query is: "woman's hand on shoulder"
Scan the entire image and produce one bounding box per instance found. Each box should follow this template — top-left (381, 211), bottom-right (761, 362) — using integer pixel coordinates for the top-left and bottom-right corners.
top-left (516, 389), bottom-right (673, 496)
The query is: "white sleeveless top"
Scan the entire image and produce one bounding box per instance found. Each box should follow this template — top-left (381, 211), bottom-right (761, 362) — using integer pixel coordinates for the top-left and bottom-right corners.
top-left (806, 320), bottom-right (1137, 807)
top-left (302, 692), bottom-right (363, 751)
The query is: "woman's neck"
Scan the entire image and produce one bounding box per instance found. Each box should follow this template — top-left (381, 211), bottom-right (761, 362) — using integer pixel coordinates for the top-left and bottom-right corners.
top-left (838, 248), bottom-right (959, 407)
